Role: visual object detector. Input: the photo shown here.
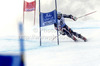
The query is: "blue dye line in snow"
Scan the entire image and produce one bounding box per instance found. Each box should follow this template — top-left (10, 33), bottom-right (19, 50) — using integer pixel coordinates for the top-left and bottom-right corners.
top-left (0, 27), bottom-right (100, 52)
top-left (42, 27), bottom-right (100, 30)
top-left (72, 27), bottom-right (100, 29)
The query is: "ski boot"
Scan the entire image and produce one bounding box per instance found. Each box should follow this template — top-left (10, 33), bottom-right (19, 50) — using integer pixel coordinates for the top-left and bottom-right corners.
top-left (72, 36), bottom-right (78, 42)
top-left (82, 37), bottom-right (87, 42)
top-left (78, 34), bottom-right (87, 42)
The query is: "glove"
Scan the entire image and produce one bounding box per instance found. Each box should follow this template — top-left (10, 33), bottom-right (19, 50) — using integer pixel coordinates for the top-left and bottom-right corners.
top-left (72, 16), bottom-right (77, 21)
top-left (55, 27), bottom-right (58, 30)
top-left (59, 30), bottom-right (66, 35)
top-left (55, 26), bottom-right (62, 31)
top-left (69, 15), bottom-right (77, 21)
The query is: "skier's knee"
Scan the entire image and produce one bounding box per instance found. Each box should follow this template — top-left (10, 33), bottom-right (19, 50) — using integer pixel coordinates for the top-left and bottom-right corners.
top-left (78, 34), bottom-right (82, 38)
top-left (69, 29), bottom-right (73, 33)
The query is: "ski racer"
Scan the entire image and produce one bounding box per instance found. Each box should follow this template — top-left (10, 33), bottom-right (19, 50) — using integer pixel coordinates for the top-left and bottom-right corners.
top-left (54, 12), bottom-right (87, 42)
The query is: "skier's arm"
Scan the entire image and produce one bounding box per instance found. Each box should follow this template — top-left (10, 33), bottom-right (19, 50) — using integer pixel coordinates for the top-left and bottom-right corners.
top-left (63, 14), bottom-right (77, 21)
top-left (63, 14), bottom-right (71, 18)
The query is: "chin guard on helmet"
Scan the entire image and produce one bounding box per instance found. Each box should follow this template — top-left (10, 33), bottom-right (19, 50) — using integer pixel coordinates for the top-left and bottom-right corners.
top-left (57, 12), bottom-right (62, 19)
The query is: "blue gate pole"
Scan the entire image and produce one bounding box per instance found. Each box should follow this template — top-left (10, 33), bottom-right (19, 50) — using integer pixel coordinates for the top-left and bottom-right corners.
top-left (39, 0), bottom-right (42, 46)
top-left (19, 23), bottom-right (25, 66)
top-left (55, 0), bottom-right (59, 45)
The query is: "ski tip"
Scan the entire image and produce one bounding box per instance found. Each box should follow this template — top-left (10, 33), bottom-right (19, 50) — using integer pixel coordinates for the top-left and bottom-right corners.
top-left (84, 39), bottom-right (88, 42)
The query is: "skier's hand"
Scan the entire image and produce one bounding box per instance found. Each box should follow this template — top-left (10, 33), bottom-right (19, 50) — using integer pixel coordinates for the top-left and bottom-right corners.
top-left (55, 26), bottom-right (62, 31)
top-left (72, 16), bottom-right (77, 21)
top-left (59, 30), bottom-right (65, 35)
top-left (55, 27), bottom-right (58, 30)
top-left (69, 15), bottom-right (77, 21)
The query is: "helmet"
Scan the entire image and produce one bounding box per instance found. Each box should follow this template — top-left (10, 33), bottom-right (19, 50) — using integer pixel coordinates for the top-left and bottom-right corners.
top-left (57, 12), bottom-right (62, 19)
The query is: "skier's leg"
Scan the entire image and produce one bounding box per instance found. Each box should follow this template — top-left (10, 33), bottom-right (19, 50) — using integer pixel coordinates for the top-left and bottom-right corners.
top-left (63, 25), bottom-right (87, 42)
top-left (69, 29), bottom-right (87, 42)
top-left (62, 28), bottom-right (77, 42)
top-left (62, 25), bottom-right (78, 41)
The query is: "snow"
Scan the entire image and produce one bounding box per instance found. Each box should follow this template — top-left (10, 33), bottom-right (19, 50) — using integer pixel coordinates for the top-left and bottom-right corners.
top-left (24, 24), bottom-right (100, 66)
top-left (0, 20), bottom-right (100, 66)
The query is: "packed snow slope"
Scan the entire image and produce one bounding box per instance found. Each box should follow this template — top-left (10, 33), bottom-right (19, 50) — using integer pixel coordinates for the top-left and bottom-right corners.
top-left (0, 20), bottom-right (100, 66)
top-left (25, 20), bottom-right (100, 66)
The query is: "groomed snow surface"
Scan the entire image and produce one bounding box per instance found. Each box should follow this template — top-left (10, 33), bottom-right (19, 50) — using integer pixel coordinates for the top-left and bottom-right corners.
top-left (0, 20), bottom-right (100, 66)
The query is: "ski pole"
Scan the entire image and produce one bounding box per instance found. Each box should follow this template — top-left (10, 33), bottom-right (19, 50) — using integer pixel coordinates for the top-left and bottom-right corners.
top-left (52, 34), bottom-right (60, 40)
top-left (77, 11), bottom-right (96, 19)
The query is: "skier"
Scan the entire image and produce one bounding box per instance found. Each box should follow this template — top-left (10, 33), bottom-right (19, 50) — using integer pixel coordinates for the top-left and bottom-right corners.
top-left (54, 12), bottom-right (87, 42)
